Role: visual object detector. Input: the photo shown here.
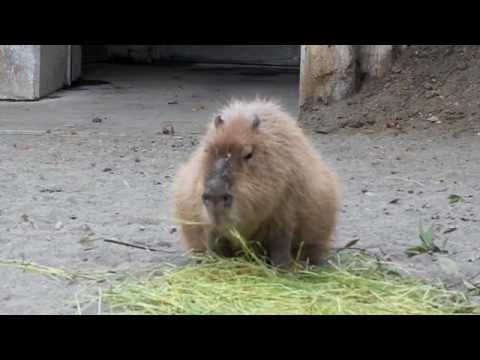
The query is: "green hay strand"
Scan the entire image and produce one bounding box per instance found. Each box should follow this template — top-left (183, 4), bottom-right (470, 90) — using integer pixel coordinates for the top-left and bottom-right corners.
top-left (98, 251), bottom-right (479, 315)
top-left (1, 240), bottom-right (478, 315)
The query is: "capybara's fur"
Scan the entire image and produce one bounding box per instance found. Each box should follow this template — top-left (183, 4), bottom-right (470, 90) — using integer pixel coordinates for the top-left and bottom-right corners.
top-left (174, 99), bottom-right (341, 267)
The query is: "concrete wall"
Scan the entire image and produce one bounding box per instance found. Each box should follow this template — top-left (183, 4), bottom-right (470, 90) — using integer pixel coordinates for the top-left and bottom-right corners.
top-left (299, 45), bottom-right (403, 108)
top-left (0, 45), bottom-right (81, 100)
top-left (82, 45), bottom-right (109, 64)
top-left (299, 45), bottom-right (357, 106)
top-left (39, 45), bottom-right (68, 97)
top-left (71, 45), bottom-right (82, 81)
top-left (105, 45), bottom-right (301, 66)
top-left (0, 45), bottom-right (40, 100)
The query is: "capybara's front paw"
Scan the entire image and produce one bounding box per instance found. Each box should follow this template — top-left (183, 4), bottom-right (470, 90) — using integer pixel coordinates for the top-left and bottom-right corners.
top-left (270, 253), bottom-right (293, 271)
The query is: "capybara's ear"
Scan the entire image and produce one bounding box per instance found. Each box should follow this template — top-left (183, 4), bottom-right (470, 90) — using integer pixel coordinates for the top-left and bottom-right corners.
top-left (252, 115), bottom-right (261, 129)
top-left (214, 115), bottom-right (224, 128)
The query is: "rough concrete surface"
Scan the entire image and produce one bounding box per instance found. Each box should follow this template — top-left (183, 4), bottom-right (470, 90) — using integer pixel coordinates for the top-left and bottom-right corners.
top-left (1, 58), bottom-right (479, 314)
top-left (0, 45), bottom-right (39, 100)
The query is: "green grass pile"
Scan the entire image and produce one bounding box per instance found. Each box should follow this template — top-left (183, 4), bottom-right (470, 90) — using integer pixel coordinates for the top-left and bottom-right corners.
top-left (98, 250), bottom-right (478, 315)
top-left (2, 228), bottom-right (478, 315)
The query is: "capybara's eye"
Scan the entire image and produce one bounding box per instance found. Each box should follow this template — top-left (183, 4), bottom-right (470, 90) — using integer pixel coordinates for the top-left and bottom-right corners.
top-left (244, 152), bottom-right (253, 161)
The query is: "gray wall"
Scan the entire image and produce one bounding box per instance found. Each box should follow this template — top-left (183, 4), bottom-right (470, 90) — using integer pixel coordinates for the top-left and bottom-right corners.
top-left (0, 45), bottom-right (40, 100)
top-left (39, 45), bottom-right (68, 97)
top-left (82, 45), bottom-right (109, 64)
top-left (0, 45), bottom-right (82, 100)
top-left (72, 45), bottom-right (82, 81)
top-left (105, 45), bottom-right (301, 66)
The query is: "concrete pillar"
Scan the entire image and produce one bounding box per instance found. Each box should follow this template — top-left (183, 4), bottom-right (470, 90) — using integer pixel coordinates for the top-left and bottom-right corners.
top-left (39, 45), bottom-right (69, 96)
top-left (0, 45), bottom-right (40, 100)
top-left (71, 45), bottom-right (82, 81)
top-left (0, 45), bottom-right (81, 100)
top-left (299, 45), bottom-right (402, 110)
top-left (358, 45), bottom-right (400, 78)
top-left (299, 45), bottom-right (357, 108)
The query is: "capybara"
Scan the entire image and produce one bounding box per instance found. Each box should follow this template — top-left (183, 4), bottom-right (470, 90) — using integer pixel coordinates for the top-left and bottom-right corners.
top-left (174, 99), bottom-right (341, 268)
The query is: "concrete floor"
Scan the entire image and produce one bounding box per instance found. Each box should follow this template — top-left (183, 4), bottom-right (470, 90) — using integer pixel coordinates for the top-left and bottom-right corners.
top-left (1, 63), bottom-right (479, 314)
top-left (0, 63), bottom-right (300, 134)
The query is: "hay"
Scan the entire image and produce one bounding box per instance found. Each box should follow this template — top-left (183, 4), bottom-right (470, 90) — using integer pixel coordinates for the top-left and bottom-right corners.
top-left (99, 250), bottom-right (478, 315)
top-left (0, 260), bottom-right (94, 281)
top-left (2, 230), bottom-right (478, 315)
top-left (96, 229), bottom-right (475, 315)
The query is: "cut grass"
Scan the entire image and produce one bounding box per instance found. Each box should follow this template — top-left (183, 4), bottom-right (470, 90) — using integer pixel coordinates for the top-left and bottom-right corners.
top-left (96, 250), bottom-right (478, 315)
top-left (0, 260), bottom-right (95, 281)
top-left (1, 231), bottom-right (478, 315)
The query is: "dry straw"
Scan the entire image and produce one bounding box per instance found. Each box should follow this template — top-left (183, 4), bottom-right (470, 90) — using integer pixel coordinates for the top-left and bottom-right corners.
top-left (96, 229), bottom-right (479, 315)
top-left (1, 229), bottom-right (478, 315)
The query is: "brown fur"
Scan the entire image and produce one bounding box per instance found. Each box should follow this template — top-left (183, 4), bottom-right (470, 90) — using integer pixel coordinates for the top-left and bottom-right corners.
top-left (174, 99), bottom-right (341, 267)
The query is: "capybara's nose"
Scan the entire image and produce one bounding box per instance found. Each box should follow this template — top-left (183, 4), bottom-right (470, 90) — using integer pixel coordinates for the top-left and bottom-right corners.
top-left (202, 192), bottom-right (233, 208)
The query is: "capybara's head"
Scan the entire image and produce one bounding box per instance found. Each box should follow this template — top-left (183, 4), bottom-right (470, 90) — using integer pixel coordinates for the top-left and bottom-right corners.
top-left (200, 108), bottom-right (289, 232)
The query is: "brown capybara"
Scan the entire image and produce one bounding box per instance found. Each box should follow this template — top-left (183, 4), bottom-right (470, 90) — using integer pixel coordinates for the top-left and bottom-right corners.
top-left (174, 99), bottom-right (341, 268)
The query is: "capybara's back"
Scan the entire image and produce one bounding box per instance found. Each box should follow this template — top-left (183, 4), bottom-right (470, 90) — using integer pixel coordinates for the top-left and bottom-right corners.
top-left (174, 98), bottom-right (341, 267)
